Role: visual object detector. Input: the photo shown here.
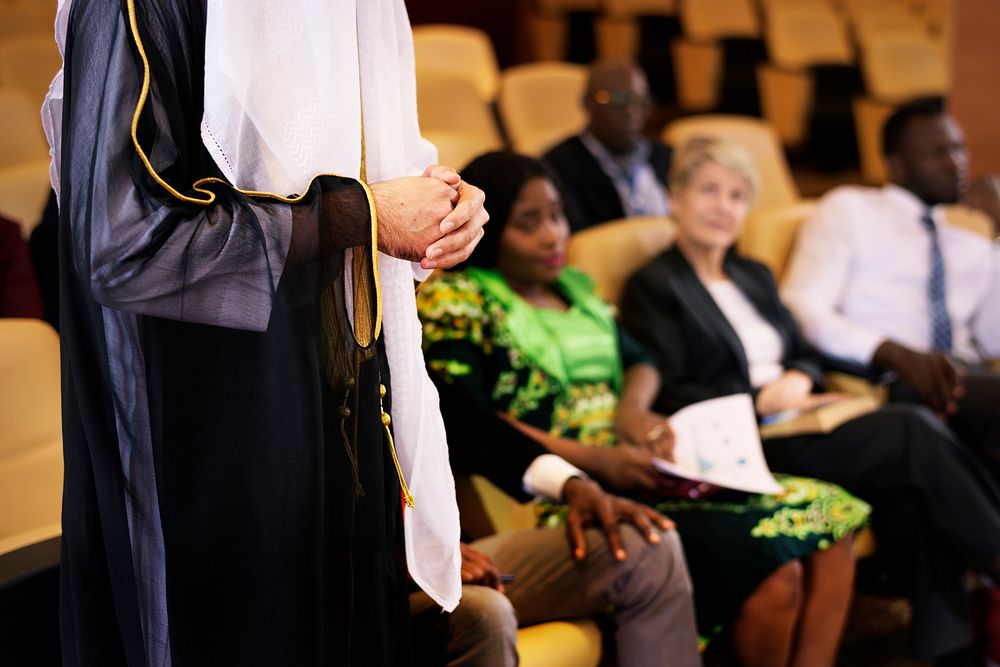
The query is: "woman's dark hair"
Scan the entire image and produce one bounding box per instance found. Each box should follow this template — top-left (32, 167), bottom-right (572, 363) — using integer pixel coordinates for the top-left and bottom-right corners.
top-left (456, 150), bottom-right (564, 269)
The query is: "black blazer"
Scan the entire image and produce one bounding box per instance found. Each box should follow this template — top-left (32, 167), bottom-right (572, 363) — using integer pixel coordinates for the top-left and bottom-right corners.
top-left (544, 135), bottom-right (673, 233)
top-left (620, 246), bottom-right (825, 414)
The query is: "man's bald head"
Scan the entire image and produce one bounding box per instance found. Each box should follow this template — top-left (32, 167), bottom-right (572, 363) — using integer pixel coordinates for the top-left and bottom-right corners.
top-left (584, 59), bottom-right (651, 154)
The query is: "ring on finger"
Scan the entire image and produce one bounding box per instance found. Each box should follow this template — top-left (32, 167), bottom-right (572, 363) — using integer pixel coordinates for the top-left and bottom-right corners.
top-left (645, 423), bottom-right (666, 441)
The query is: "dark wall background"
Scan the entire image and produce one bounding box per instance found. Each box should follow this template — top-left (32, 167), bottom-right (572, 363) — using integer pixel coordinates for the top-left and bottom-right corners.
top-left (405, 0), bottom-right (534, 68)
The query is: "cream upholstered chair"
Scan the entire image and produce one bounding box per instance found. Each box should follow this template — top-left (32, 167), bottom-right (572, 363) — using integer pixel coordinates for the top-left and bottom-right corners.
top-left (421, 131), bottom-right (499, 173)
top-left (672, 0), bottom-right (759, 111)
top-left (860, 36), bottom-right (948, 104)
top-left (0, 314), bottom-right (61, 660)
top-left (0, 88), bottom-right (49, 167)
top-left (738, 200), bottom-right (817, 281)
top-left (852, 97), bottom-right (897, 184)
top-left (0, 160), bottom-right (52, 237)
top-left (0, 319), bottom-right (62, 558)
top-left (0, 2), bottom-right (55, 41)
top-left (678, 0), bottom-right (758, 42)
top-left (0, 35), bottom-right (61, 109)
top-left (416, 71), bottom-right (502, 169)
top-left (498, 62), bottom-right (588, 157)
top-left (566, 216), bottom-right (676, 306)
top-left (0, 88), bottom-right (51, 234)
top-left (412, 25), bottom-right (500, 103)
top-left (663, 115), bottom-right (800, 213)
top-left (852, 34), bottom-right (948, 183)
top-left (596, 0), bottom-right (677, 58)
top-left (757, 6), bottom-right (854, 147)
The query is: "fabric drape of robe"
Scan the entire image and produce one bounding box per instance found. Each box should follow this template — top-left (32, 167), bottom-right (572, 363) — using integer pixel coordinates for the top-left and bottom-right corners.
top-left (43, 0), bottom-right (454, 663)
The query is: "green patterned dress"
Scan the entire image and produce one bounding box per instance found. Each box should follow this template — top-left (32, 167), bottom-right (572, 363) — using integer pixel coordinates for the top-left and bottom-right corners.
top-left (418, 267), bottom-right (870, 637)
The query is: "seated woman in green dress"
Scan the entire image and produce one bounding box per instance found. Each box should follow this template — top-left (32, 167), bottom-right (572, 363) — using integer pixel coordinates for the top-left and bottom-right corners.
top-left (417, 151), bottom-right (871, 667)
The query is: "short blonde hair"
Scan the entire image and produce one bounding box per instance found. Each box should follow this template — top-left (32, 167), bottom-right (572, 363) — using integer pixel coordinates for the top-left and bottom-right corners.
top-left (668, 137), bottom-right (759, 199)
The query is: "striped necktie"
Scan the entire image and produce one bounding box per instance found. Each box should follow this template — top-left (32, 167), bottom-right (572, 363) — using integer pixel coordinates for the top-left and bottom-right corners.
top-left (920, 210), bottom-right (953, 352)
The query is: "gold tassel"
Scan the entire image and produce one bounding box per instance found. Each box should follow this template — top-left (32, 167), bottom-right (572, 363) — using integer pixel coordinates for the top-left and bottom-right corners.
top-left (380, 383), bottom-right (414, 508)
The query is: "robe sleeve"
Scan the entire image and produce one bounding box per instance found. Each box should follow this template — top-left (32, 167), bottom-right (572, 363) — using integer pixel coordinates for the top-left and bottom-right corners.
top-left (58, 0), bottom-right (374, 332)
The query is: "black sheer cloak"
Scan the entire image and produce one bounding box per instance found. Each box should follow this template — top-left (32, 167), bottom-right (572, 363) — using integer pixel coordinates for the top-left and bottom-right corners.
top-left (57, 0), bottom-right (405, 663)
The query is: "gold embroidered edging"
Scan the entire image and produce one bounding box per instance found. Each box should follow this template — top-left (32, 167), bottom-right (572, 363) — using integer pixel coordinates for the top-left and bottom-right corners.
top-left (122, 0), bottom-right (382, 340)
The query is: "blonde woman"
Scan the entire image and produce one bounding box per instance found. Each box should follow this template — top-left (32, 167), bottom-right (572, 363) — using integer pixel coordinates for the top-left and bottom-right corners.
top-left (621, 137), bottom-right (1000, 664)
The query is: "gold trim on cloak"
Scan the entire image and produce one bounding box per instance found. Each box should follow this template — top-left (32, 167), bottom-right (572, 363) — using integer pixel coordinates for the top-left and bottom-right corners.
top-left (122, 0), bottom-right (413, 505)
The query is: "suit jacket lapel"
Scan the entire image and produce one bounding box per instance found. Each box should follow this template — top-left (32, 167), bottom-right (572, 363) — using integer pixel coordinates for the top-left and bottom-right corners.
top-left (666, 248), bottom-right (752, 385)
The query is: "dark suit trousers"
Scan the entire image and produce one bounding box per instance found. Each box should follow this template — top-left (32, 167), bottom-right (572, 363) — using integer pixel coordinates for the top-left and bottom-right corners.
top-left (763, 404), bottom-right (1000, 659)
top-left (889, 364), bottom-right (1000, 482)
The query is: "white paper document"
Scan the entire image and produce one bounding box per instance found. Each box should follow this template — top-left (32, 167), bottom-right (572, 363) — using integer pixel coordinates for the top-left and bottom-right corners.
top-left (653, 394), bottom-right (783, 495)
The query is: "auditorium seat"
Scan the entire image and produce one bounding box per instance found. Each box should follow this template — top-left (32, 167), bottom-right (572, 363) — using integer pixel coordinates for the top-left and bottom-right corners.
top-left (412, 24), bottom-right (500, 103)
top-left (498, 62), bottom-right (588, 156)
top-left (566, 216), bottom-right (675, 306)
top-left (663, 115), bottom-right (800, 212)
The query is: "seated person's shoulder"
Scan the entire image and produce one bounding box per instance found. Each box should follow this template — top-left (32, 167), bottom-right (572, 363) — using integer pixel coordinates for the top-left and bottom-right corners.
top-left (624, 249), bottom-right (675, 294)
top-left (816, 184), bottom-right (883, 212)
top-left (542, 135), bottom-right (589, 171)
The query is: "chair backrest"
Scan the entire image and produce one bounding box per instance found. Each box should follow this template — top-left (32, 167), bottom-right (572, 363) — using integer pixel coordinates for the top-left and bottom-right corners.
top-left (662, 114), bottom-right (800, 211)
top-left (0, 159), bottom-right (53, 235)
top-left (760, 0), bottom-right (830, 18)
top-left (861, 37), bottom-right (948, 103)
top-left (416, 71), bottom-right (502, 145)
top-left (841, 0), bottom-right (912, 22)
top-left (0, 35), bottom-right (61, 109)
top-left (0, 3), bottom-right (55, 41)
top-left (0, 319), bottom-right (63, 553)
top-left (567, 216), bottom-right (676, 306)
top-left (0, 88), bottom-right (49, 168)
top-left (604, 0), bottom-right (677, 15)
top-left (422, 130), bottom-right (500, 172)
top-left (680, 0), bottom-right (759, 40)
top-left (454, 474), bottom-right (538, 539)
top-left (498, 62), bottom-right (588, 156)
top-left (412, 25), bottom-right (500, 102)
top-left (766, 10), bottom-right (854, 69)
top-left (537, 0), bottom-right (602, 11)
top-left (853, 11), bottom-right (927, 48)
top-left (943, 205), bottom-right (995, 240)
top-left (737, 200), bottom-right (817, 280)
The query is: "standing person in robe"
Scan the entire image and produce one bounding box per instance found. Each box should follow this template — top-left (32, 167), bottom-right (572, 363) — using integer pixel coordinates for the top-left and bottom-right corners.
top-left (43, 0), bottom-right (486, 664)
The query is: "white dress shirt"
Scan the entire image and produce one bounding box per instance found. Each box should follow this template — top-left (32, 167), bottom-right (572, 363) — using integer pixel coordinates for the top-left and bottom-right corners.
top-left (782, 184), bottom-right (1000, 365)
top-left (706, 280), bottom-right (786, 388)
top-left (523, 454), bottom-right (587, 501)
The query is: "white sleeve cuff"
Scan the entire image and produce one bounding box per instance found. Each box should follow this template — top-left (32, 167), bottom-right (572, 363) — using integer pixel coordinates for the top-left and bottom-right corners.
top-left (522, 454), bottom-right (587, 501)
top-left (411, 262), bottom-right (433, 283)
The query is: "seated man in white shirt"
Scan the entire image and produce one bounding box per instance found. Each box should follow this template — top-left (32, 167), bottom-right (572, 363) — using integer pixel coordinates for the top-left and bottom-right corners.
top-left (783, 97), bottom-right (1000, 479)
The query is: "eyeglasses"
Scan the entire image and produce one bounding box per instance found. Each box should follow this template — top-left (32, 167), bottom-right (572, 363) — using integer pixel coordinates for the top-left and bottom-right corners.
top-left (591, 89), bottom-right (652, 110)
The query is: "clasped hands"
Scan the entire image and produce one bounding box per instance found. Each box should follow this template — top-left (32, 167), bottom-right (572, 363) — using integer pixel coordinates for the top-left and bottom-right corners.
top-left (372, 164), bottom-right (489, 270)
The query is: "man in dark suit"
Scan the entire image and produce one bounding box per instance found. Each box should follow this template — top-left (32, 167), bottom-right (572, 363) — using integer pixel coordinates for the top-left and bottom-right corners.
top-left (544, 60), bottom-right (672, 233)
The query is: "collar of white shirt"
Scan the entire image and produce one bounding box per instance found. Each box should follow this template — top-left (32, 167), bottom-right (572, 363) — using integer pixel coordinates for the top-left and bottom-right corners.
top-left (882, 183), bottom-right (941, 226)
